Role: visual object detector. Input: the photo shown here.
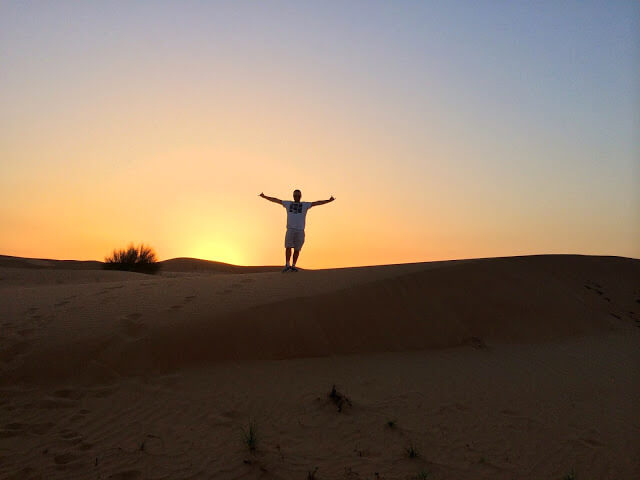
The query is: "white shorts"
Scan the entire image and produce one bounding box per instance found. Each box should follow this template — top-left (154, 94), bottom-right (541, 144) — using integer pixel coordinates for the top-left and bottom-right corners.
top-left (284, 228), bottom-right (305, 250)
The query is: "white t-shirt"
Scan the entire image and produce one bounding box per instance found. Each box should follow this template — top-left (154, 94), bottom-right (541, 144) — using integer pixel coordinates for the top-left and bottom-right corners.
top-left (282, 201), bottom-right (312, 230)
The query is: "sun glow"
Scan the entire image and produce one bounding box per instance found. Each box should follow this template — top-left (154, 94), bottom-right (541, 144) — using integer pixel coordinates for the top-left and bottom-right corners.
top-left (187, 242), bottom-right (246, 266)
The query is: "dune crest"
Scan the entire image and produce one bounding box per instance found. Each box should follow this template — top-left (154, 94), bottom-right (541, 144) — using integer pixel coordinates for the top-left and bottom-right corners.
top-left (2, 254), bottom-right (638, 384)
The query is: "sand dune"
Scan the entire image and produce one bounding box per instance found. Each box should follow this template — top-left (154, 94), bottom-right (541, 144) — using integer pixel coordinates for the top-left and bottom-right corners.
top-left (2, 255), bottom-right (637, 384)
top-left (1, 254), bottom-right (639, 479)
top-left (159, 257), bottom-right (282, 274)
top-left (0, 254), bottom-right (283, 278)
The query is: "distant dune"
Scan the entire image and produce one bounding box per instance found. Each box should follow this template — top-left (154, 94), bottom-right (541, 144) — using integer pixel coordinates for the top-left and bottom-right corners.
top-left (0, 254), bottom-right (281, 273)
top-left (1, 254), bottom-right (638, 479)
top-left (0, 254), bottom-right (102, 270)
top-left (159, 256), bottom-right (282, 273)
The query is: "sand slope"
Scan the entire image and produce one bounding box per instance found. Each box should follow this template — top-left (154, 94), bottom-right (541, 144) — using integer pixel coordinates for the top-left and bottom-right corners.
top-left (1, 255), bottom-right (638, 384)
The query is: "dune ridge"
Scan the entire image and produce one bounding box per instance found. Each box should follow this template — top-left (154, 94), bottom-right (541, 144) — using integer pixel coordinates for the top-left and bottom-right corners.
top-left (0, 254), bottom-right (282, 274)
top-left (2, 254), bottom-right (638, 385)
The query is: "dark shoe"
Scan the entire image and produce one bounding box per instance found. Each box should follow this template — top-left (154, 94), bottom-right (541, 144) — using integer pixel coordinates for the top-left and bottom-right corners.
top-left (282, 266), bottom-right (291, 273)
top-left (290, 266), bottom-right (299, 272)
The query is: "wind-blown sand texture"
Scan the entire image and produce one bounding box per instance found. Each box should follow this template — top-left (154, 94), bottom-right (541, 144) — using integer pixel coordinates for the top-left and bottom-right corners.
top-left (0, 254), bottom-right (638, 479)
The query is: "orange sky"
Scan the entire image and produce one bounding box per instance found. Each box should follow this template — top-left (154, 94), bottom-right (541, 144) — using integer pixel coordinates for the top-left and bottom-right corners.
top-left (1, 3), bottom-right (638, 268)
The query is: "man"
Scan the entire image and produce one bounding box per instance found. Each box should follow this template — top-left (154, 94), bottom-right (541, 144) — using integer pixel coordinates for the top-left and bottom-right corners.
top-left (259, 189), bottom-right (335, 272)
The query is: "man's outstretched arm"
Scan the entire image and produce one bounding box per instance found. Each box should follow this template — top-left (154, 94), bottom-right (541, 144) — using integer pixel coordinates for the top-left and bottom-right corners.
top-left (259, 192), bottom-right (283, 205)
top-left (311, 196), bottom-right (335, 207)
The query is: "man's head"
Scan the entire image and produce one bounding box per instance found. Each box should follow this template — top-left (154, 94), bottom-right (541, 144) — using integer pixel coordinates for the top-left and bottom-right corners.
top-left (293, 189), bottom-right (301, 202)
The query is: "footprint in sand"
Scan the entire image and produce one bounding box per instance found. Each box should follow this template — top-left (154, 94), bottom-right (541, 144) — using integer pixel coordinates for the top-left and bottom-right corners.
top-left (168, 304), bottom-right (182, 311)
top-left (120, 317), bottom-right (148, 338)
top-left (90, 386), bottom-right (115, 398)
top-left (108, 470), bottom-right (142, 480)
top-left (54, 452), bottom-right (79, 465)
top-left (240, 278), bottom-right (254, 283)
top-left (184, 295), bottom-right (196, 302)
top-left (59, 429), bottom-right (82, 443)
top-left (499, 409), bottom-right (519, 416)
top-left (0, 422), bottom-right (24, 438)
top-left (38, 396), bottom-right (78, 409)
top-left (125, 312), bottom-right (142, 320)
top-left (52, 389), bottom-right (85, 400)
top-left (466, 336), bottom-right (487, 349)
top-left (581, 436), bottom-right (604, 448)
top-left (54, 300), bottom-right (69, 307)
top-left (6, 422), bottom-right (25, 430)
top-left (221, 409), bottom-right (242, 420)
top-left (29, 422), bottom-right (55, 435)
top-left (0, 340), bottom-right (30, 363)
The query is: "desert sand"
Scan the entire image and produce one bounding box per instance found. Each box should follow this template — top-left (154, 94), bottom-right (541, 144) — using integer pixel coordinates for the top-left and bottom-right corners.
top-left (0, 254), bottom-right (638, 479)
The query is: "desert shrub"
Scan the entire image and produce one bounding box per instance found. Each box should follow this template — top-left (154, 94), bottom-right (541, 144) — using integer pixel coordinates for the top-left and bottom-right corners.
top-left (103, 243), bottom-right (160, 274)
top-left (242, 421), bottom-right (258, 452)
top-left (328, 384), bottom-right (352, 412)
top-left (406, 442), bottom-right (419, 458)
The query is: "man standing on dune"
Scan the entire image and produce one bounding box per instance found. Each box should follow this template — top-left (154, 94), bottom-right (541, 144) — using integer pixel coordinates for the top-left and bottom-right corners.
top-left (259, 189), bottom-right (335, 272)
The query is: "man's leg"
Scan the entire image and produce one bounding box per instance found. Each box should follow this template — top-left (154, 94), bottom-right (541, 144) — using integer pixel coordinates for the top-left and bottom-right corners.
top-left (291, 230), bottom-right (304, 271)
top-left (282, 248), bottom-right (292, 272)
top-left (285, 248), bottom-right (292, 266)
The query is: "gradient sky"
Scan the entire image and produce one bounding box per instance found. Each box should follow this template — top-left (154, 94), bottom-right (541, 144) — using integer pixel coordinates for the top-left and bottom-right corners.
top-left (1, 1), bottom-right (638, 268)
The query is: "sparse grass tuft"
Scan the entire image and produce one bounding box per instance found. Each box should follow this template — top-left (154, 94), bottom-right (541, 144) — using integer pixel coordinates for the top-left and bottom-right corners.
top-left (563, 470), bottom-right (576, 480)
top-left (406, 443), bottom-right (419, 458)
top-left (307, 466), bottom-right (319, 479)
top-left (414, 471), bottom-right (430, 480)
top-left (386, 419), bottom-right (397, 428)
top-left (103, 243), bottom-right (160, 274)
top-left (241, 421), bottom-right (257, 453)
top-left (328, 385), bottom-right (352, 412)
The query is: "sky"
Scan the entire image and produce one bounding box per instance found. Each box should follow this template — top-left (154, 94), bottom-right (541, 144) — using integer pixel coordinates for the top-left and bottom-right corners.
top-left (1, 1), bottom-right (638, 268)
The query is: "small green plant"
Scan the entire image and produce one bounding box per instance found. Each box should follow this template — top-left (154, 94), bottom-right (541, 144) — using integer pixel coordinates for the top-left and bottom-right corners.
top-left (103, 243), bottom-right (160, 274)
top-left (563, 470), bottom-right (576, 480)
top-left (406, 443), bottom-right (419, 458)
top-left (307, 466), bottom-right (319, 479)
top-left (386, 419), bottom-right (397, 428)
top-left (414, 470), bottom-right (430, 479)
top-left (242, 421), bottom-right (257, 453)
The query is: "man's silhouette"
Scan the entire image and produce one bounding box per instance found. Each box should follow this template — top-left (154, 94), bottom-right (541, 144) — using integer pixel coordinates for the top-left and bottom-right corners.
top-left (259, 189), bottom-right (335, 272)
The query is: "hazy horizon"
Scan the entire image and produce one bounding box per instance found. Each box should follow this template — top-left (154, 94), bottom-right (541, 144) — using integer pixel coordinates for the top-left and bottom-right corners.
top-left (1, 1), bottom-right (638, 269)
